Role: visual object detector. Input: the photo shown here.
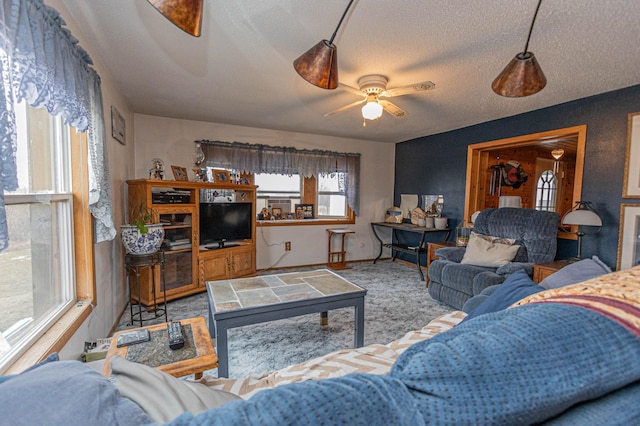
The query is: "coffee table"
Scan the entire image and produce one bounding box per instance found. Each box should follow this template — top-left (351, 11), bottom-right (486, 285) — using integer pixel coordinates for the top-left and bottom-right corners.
top-left (102, 316), bottom-right (218, 379)
top-left (206, 269), bottom-right (367, 378)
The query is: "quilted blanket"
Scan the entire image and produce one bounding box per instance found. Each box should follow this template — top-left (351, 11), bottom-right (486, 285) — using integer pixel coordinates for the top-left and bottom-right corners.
top-left (169, 267), bottom-right (640, 425)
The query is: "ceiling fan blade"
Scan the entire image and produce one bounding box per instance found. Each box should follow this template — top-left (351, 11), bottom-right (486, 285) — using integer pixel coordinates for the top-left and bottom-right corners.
top-left (383, 81), bottom-right (435, 97)
top-left (324, 99), bottom-right (367, 116)
top-left (338, 83), bottom-right (365, 97)
top-left (379, 100), bottom-right (407, 118)
top-left (147, 0), bottom-right (203, 37)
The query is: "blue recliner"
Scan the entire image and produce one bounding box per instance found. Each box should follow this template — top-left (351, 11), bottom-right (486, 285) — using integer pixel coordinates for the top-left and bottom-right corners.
top-left (427, 208), bottom-right (560, 309)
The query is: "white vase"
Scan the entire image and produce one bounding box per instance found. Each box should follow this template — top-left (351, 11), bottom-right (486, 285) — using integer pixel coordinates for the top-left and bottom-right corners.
top-left (120, 224), bottom-right (164, 254)
top-left (434, 217), bottom-right (448, 230)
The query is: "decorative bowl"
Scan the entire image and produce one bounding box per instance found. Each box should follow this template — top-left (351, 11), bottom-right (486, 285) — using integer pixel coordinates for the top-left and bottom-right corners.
top-left (120, 224), bottom-right (164, 255)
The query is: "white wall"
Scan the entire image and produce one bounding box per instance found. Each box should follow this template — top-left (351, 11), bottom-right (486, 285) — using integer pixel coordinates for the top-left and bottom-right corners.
top-left (48, 0), bottom-right (135, 360)
top-left (133, 114), bottom-right (396, 269)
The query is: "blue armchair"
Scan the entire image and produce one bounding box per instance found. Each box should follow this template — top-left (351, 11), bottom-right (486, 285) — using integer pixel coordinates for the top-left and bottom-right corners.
top-left (427, 208), bottom-right (560, 309)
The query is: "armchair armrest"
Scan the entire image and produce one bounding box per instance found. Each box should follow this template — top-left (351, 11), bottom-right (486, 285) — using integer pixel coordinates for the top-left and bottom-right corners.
top-left (496, 262), bottom-right (534, 276)
top-left (434, 247), bottom-right (466, 263)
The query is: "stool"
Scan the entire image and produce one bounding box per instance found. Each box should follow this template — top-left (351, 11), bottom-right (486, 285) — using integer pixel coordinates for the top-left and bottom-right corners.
top-left (326, 229), bottom-right (355, 270)
top-left (125, 251), bottom-right (168, 327)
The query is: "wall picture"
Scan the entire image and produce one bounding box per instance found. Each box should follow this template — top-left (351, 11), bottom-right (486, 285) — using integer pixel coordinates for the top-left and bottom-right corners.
top-left (617, 204), bottom-right (640, 270)
top-left (623, 112), bottom-right (640, 197)
top-left (111, 105), bottom-right (126, 145)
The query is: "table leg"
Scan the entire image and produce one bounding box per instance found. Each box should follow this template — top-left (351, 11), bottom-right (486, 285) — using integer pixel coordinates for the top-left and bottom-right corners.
top-left (135, 267), bottom-right (143, 327)
top-left (216, 322), bottom-right (229, 378)
top-left (370, 223), bottom-right (384, 264)
top-left (354, 298), bottom-right (365, 348)
top-left (320, 311), bottom-right (328, 326)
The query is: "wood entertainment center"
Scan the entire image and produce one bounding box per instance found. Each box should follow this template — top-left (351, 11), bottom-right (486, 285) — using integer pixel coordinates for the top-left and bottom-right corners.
top-left (126, 179), bottom-right (257, 307)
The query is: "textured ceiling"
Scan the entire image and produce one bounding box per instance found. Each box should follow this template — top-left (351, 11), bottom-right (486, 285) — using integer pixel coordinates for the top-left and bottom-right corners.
top-left (61, 0), bottom-right (640, 143)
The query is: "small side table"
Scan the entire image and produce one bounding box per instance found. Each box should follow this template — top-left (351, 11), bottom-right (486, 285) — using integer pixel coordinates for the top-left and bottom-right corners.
top-left (532, 259), bottom-right (572, 283)
top-left (327, 229), bottom-right (355, 270)
top-left (425, 241), bottom-right (458, 287)
top-left (102, 316), bottom-right (218, 380)
top-left (125, 252), bottom-right (168, 327)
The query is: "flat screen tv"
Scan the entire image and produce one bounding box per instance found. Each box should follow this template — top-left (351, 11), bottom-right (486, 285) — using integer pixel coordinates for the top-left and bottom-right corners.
top-left (200, 202), bottom-right (252, 249)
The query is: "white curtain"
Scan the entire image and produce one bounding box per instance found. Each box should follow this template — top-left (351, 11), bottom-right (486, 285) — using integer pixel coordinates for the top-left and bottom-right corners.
top-left (0, 0), bottom-right (116, 252)
top-left (199, 140), bottom-right (361, 216)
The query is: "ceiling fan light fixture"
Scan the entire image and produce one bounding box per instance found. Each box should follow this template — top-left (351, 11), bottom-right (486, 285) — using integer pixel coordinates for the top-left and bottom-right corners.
top-left (492, 0), bottom-right (547, 97)
top-left (362, 97), bottom-right (383, 120)
top-left (293, 0), bottom-right (355, 90)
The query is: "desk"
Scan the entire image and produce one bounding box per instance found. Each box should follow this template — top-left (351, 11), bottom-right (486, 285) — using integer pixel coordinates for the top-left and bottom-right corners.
top-left (371, 222), bottom-right (451, 280)
top-left (102, 316), bottom-right (218, 379)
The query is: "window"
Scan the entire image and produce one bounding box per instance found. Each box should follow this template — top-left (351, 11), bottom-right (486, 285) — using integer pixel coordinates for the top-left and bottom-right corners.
top-left (536, 169), bottom-right (558, 212)
top-left (0, 102), bottom-right (76, 372)
top-left (255, 173), bottom-right (300, 215)
top-left (255, 173), bottom-right (351, 222)
top-left (317, 173), bottom-right (346, 217)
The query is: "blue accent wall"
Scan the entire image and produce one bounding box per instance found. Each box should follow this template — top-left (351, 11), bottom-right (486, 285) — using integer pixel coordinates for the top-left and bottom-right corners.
top-left (394, 84), bottom-right (640, 270)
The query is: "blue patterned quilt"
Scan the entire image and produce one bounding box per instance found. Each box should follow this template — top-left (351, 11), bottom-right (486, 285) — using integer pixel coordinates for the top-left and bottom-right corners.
top-left (168, 304), bottom-right (640, 425)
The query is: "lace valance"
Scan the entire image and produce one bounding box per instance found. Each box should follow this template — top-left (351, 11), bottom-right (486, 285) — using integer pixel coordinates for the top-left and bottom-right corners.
top-left (198, 140), bottom-right (360, 216)
top-left (0, 0), bottom-right (115, 251)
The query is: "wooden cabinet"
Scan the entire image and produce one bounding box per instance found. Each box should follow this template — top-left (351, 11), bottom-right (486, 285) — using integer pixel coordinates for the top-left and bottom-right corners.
top-left (425, 241), bottom-right (458, 287)
top-left (198, 244), bottom-right (255, 282)
top-left (532, 260), bottom-right (572, 283)
top-left (126, 179), bottom-right (257, 307)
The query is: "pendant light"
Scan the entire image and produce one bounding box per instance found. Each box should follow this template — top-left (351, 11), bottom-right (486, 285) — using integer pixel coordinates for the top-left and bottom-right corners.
top-left (147, 0), bottom-right (203, 37)
top-left (293, 0), bottom-right (355, 90)
top-left (492, 0), bottom-right (546, 97)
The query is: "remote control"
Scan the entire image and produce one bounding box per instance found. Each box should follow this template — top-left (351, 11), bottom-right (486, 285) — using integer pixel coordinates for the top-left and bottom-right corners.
top-left (167, 320), bottom-right (185, 350)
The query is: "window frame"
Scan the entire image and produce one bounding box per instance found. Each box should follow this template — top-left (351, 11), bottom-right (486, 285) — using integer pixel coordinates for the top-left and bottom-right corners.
top-left (4, 129), bottom-right (95, 374)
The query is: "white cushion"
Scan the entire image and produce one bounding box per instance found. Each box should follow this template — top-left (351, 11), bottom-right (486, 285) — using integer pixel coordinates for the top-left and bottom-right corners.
top-left (461, 232), bottom-right (520, 268)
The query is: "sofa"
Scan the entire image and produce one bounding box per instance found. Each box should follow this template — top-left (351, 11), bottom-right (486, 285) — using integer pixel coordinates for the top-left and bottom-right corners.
top-left (427, 207), bottom-right (560, 309)
top-left (2, 265), bottom-right (640, 425)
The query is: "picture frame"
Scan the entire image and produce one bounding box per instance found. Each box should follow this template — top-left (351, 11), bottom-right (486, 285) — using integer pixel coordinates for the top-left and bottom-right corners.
top-left (623, 112), bottom-right (640, 198)
top-left (213, 169), bottom-right (230, 183)
top-left (111, 106), bottom-right (126, 145)
top-left (617, 204), bottom-right (640, 270)
top-left (171, 165), bottom-right (188, 181)
top-left (295, 203), bottom-right (314, 219)
top-left (271, 207), bottom-right (282, 220)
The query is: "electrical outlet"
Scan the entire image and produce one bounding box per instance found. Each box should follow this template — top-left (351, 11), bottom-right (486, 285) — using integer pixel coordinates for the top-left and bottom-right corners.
top-left (285, 241), bottom-right (291, 251)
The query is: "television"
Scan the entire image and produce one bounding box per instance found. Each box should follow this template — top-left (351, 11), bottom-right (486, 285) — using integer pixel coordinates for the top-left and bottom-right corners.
top-left (200, 202), bottom-right (253, 249)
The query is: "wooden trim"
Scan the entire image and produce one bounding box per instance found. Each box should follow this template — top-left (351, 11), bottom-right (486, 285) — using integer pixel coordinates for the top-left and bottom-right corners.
top-left (464, 125), bottom-right (586, 241)
top-left (71, 131), bottom-right (96, 304)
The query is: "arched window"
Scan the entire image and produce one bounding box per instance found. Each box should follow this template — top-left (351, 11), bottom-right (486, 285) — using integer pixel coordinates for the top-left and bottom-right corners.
top-left (536, 170), bottom-right (558, 211)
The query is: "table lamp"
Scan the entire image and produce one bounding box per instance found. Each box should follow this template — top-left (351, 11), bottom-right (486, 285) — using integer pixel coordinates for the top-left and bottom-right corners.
top-left (561, 201), bottom-right (602, 260)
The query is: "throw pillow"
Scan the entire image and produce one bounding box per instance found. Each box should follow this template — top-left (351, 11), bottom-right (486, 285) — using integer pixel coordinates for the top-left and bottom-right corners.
top-left (109, 355), bottom-right (240, 423)
top-left (460, 232), bottom-right (521, 268)
top-left (539, 256), bottom-right (612, 290)
top-left (461, 269), bottom-right (543, 322)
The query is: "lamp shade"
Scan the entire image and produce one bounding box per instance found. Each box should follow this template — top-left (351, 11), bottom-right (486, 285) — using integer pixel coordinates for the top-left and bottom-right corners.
top-left (293, 40), bottom-right (339, 90)
top-left (491, 52), bottom-right (547, 97)
top-left (562, 209), bottom-right (602, 227)
top-left (147, 0), bottom-right (203, 37)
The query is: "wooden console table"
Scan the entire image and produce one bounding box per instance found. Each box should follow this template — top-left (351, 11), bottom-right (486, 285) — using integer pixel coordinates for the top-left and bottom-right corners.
top-left (371, 222), bottom-right (451, 280)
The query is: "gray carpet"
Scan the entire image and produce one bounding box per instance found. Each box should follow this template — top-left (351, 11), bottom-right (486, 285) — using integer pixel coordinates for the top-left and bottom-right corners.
top-left (116, 261), bottom-right (454, 378)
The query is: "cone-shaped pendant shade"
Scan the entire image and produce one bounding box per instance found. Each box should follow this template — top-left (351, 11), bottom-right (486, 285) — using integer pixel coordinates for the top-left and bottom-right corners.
top-left (293, 40), bottom-right (339, 90)
top-left (492, 52), bottom-right (547, 97)
top-left (147, 0), bottom-right (203, 37)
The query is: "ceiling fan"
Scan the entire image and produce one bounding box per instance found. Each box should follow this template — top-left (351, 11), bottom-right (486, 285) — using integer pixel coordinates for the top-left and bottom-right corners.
top-left (324, 74), bottom-right (435, 123)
